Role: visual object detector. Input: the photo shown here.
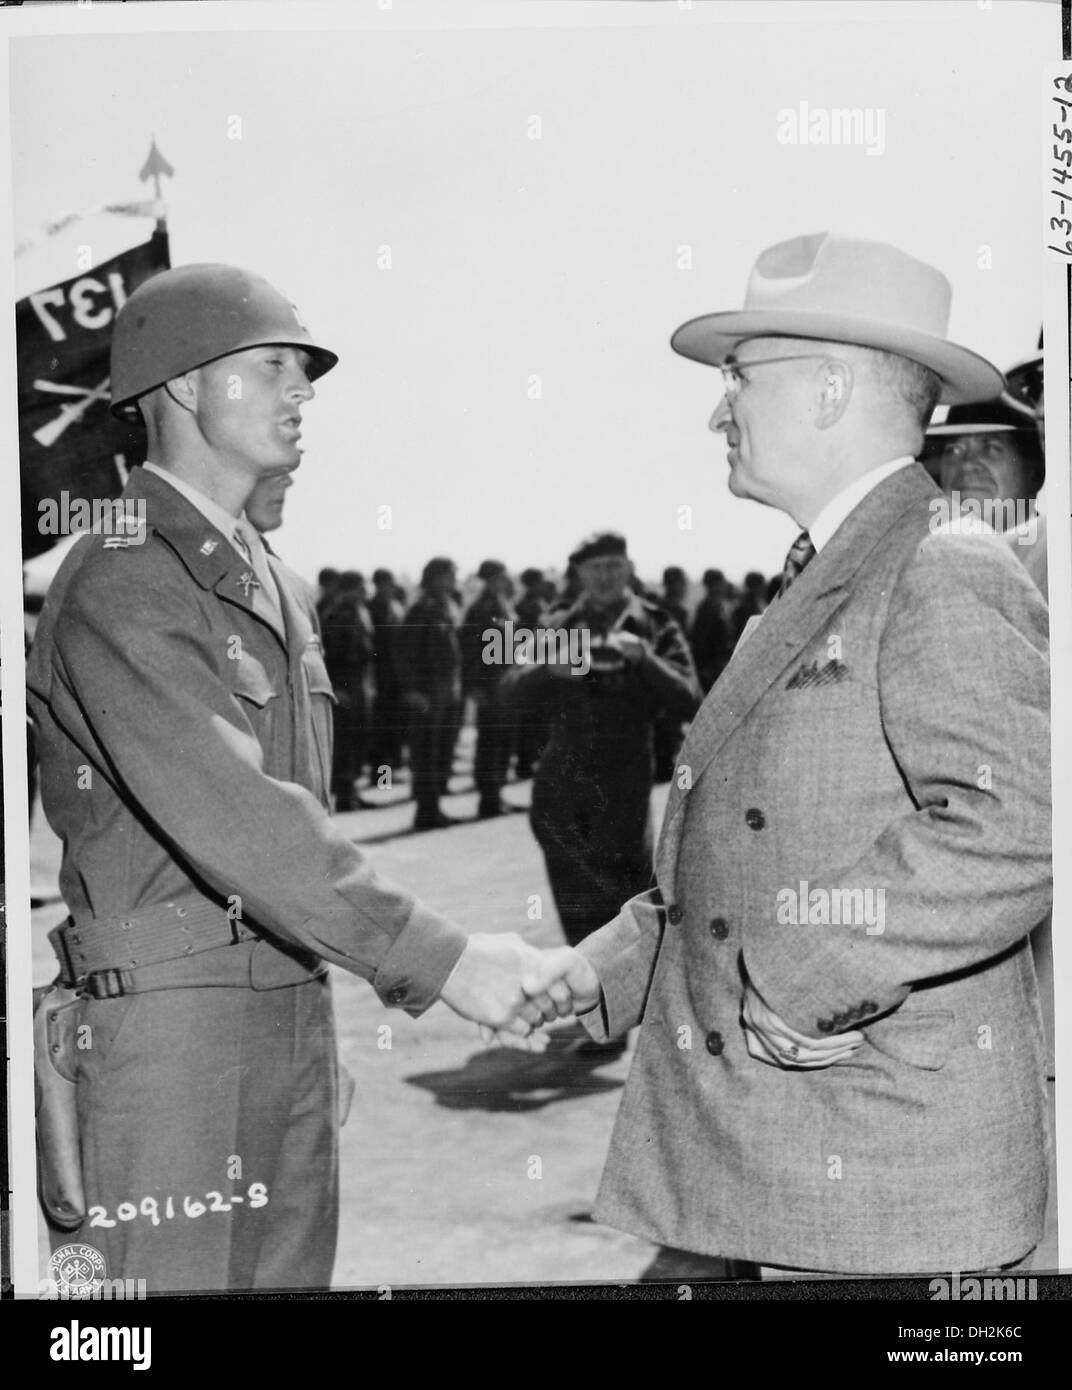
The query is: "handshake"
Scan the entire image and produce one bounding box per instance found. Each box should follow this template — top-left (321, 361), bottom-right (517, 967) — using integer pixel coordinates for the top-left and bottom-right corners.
top-left (438, 932), bottom-right (603, 1043)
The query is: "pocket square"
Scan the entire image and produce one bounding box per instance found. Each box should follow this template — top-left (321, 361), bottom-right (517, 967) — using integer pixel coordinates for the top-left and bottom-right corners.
top-left (786, 658), bottom-right (850, 690)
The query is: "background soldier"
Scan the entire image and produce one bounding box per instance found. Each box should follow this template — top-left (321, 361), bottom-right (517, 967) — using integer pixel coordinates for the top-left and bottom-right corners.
top-left (395, 556), bottom-right (464, 830)
top-left (461, 559), bottom-right (517, 818)
top-left (521, 531), bottom-right (700, 1045)
top-left (26, 264), bottom-right (571, 1293)
top-left (689, 567), bottom-right (733, 694)
top-left (321, 570), bottom-right (376, 811)
top-left (513, 567), bottom-right (551, 778)
top-left (654, 565), bottom-right (691, 781)
top-left (731, 569), bottom-right (769, 644)
top-left (315, 565), bottom-right (340, 626)
top-left (367, 566), bottom-right (406, 783)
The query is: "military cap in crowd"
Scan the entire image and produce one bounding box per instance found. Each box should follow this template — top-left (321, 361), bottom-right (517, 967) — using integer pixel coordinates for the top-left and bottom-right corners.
top-left (420, 555), bottom-right (456, 588)
top-left (569, 530), bottom-right (628, 567)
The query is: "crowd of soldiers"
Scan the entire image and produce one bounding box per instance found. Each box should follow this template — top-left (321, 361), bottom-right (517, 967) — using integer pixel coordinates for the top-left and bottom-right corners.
top-left (313, 542), bottom-right (771, 821)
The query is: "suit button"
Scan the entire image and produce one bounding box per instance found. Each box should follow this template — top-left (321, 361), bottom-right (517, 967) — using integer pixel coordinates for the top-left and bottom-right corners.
top-left (745, 808), bottom-right (766, 831)
top-left (705, 1030), bottom-right (725, 1056)
top-left (386, 984), bottom-right (409, 1005)
top-left (816, 1018), bottom-right (833, 1033)
top-left (667, 904), bottom-right (683, 925)
top-left (708, 917), bottom-right (729, 941)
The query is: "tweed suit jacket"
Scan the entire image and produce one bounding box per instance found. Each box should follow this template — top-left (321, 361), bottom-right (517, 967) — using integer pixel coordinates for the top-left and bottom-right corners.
top-left (579, 463), bottom-right (1051, 1274)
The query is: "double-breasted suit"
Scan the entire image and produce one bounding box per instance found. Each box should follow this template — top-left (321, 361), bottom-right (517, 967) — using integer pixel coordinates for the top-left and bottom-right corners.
top-left (579, 463), bottom-right (1051, 1273)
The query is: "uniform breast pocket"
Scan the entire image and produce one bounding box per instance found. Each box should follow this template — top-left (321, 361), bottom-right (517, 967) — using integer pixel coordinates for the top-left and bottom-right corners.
top-left (301, 643), bottom-right (337, 802)
top-left (231, 653), bottom-right (282, 762)
top-left (233, 653), bottom-right (280, 710)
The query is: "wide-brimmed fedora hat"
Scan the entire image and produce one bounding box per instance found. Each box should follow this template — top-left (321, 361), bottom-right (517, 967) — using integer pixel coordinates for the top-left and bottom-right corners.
top-left (671, 232), bottom-right (1003, 405)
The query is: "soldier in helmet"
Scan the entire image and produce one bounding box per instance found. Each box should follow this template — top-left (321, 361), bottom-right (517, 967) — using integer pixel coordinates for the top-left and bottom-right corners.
top-left (26, 263), bottom-right (574, 1292)
top-left (519, 532), bottom-right (700, 1028)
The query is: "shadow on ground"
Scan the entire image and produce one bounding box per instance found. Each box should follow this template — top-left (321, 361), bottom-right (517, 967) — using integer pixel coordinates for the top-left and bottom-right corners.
top-left (406, 1023), bottom-right (627, 1113)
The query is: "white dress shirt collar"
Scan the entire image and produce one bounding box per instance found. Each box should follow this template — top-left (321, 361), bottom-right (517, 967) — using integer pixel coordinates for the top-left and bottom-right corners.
top-left (808, 456), bottom-right (917, 553)
top-left (142, 460), bottom-right (242, 546)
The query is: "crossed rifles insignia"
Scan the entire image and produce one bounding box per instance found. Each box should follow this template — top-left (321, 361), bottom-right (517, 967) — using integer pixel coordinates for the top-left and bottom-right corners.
top-left (32, 376), bottom-right (112, 448)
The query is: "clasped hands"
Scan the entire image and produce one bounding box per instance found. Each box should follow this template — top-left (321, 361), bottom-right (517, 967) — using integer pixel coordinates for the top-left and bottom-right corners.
top-left (438, 933), bottom-right (601, 1046)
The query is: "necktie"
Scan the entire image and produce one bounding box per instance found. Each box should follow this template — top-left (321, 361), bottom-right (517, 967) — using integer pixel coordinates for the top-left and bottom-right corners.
top-left (233, 520), bottom-right (282, 617)
top-left (778, 530), bottom-right (816, 596)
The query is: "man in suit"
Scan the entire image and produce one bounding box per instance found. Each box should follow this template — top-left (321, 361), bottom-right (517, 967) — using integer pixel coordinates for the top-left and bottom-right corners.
top-left (27, 264), bottom-right (572, 1293)
top-left (554, 233), bottom-right (1051, 1275)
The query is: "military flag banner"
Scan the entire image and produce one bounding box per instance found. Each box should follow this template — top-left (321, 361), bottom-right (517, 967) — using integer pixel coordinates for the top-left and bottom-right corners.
top-left (17, 229), bottom-right (170, 560)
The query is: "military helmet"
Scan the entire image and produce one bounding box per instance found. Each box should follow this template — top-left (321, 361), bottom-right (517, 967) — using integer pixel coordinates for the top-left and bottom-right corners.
top-left (110, 263), bottom-right (338, 421)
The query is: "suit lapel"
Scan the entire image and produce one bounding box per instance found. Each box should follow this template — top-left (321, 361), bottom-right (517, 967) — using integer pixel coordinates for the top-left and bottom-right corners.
top-left (657, 464), bottom-right (935, 880)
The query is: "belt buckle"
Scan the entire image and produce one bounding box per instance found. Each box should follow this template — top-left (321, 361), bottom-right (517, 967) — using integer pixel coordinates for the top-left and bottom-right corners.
top-left (84, 968), bottom-right (132, 1000)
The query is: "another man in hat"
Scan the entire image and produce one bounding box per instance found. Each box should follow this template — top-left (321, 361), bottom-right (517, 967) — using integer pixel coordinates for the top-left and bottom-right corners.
top-left (461, 559), bottom-right (518, 818)
top-left (553, 233), bottom-right (1051, 1275)
top-left (922, 395), bottom-right (1045, 543)
top-left (520, 532), bottom-right (700, 1024)
top-left (26, 264), bottom-right (573, 1293)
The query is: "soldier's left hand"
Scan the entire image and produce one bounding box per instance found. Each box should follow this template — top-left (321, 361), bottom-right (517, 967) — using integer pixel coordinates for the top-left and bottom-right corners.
top-left (741, 979), bottom-right (863, 1069)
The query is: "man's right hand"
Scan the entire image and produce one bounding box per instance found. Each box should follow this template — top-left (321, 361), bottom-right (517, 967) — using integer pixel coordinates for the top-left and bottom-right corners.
top-left (439, 937), bottom-right (602, 1038)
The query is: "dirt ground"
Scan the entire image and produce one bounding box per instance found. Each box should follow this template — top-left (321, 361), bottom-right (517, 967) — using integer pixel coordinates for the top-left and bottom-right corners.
top-left (27, 732), bottom-right (1059, 1290)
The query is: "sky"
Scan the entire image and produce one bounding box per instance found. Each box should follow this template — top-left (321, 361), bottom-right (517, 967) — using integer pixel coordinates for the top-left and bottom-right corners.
top-left (5, 0), bottom-right (1062, 587)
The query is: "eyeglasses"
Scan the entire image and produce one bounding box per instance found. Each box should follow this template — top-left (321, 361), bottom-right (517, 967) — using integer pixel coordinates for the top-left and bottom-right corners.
top-left (719, 354), bottom-right (830, 400)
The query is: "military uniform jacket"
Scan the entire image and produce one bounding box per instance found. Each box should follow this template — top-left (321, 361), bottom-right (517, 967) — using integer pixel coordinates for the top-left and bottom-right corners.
top-left (461, 592), bottom-right (515, 692)
top-left (26, 466), bottom-right (467, 1012)
top-left (394, 593), bottom-right (463, 698)
top-left (579, 465), bottom-right (1051, 1273)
